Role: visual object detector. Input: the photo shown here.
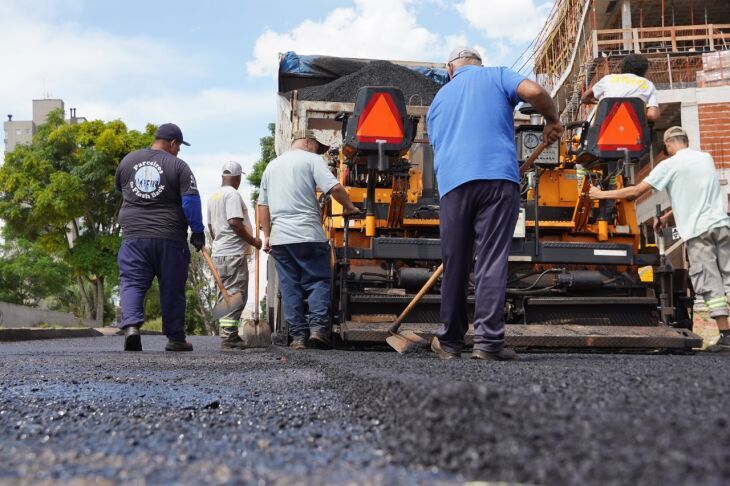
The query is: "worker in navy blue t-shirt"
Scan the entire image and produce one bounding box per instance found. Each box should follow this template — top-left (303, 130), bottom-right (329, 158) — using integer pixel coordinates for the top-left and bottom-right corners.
top-left (426, 47), bottom-right (563, 361)
top-left (115, 123), bottom-right (205, 352)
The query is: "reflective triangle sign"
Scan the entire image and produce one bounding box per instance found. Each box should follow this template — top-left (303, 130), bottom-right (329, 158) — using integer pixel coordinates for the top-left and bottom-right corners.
top-left (597, 101), bottom-right (643, 151)
top-left (356, 92), bottom-right (405, 144)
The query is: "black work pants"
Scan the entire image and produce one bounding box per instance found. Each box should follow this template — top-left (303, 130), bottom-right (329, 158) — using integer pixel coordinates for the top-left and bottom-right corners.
top-left (436, 179), bottom-right (520, 353)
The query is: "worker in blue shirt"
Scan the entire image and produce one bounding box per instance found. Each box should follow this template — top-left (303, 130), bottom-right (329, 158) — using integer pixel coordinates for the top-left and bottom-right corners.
top-left (427, 47), bottom-right (563, 361)
top-left (115, 123), bottom-right (205, 352)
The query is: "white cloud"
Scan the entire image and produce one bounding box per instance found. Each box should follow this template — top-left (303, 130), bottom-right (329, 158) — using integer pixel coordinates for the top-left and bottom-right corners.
top-left (455, 0), bottom-right (553, 43)
top-left (81, 88), bottom-right (273, 134)
top-left (247, 0), bottom-right (468, 78)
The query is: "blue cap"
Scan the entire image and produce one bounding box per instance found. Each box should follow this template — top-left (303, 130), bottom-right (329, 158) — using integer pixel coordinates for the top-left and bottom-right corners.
top-left (155, 123), bottom-right (190, 146)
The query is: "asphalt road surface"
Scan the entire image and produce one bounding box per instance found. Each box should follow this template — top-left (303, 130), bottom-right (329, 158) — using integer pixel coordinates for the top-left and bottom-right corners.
top-left (0, 336), bottom-right (728, 485)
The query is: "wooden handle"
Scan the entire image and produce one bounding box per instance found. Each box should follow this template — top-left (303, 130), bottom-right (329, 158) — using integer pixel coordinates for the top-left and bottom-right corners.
top-left (201, 247), bottom-right (231, 304)
top-left (254, 204), bottom-right (260, 321)
top-left (519, 141), bottom-right (548, 176)
top-left (390, 264), bottom-right (444, 333)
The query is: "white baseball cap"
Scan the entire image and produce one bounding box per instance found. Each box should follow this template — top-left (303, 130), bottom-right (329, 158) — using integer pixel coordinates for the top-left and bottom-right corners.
top-left (447, 46), bottom-right (482, 64)
top-left (222, 161), bottom-right (243, 176)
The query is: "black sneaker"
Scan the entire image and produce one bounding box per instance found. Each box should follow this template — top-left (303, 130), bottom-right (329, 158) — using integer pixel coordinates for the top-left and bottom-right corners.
top-left (123, 326), bottom-right (142, 352)
top-left (431, 337), bottom-right (460, 360)
top-left (307, 330), bottom-right (332, 349)
top-left (472, 347), bottom-right (519, 361)
top-left (707, 333), bottom-right (730, 353)
top-left (221, 333), bottom-right (245, 350)
top-left (165, 340), bottom-right (193, 352)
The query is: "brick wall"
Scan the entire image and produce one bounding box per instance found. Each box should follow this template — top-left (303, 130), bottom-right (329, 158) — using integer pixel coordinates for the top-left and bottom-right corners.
top-left (699, 103), bottom-right (730, 167)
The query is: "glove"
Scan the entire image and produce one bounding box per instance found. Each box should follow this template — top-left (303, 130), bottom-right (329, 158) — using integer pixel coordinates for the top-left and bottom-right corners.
top-left (189, 232), bottom-right (205, 252)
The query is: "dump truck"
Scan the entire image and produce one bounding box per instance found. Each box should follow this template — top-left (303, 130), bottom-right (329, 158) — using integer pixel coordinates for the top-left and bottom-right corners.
top-left (267, 51), bottom-right (702, 351)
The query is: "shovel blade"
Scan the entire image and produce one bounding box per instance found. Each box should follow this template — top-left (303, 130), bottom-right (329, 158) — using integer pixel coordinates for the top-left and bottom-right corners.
top-left (211, 293), bottom-right (245, 322)
top-left (386, 331), bottom-right (428, 354)
top-left (241, 319), bottom-right (271, 348)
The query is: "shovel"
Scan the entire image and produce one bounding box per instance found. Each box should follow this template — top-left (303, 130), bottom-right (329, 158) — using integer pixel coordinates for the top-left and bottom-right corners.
top-left (201, 247), bottom-right (245, 322)
top-left (241, 206), bottom-right (271, 348)
top-left (386, 264), bottom-right (443, 354)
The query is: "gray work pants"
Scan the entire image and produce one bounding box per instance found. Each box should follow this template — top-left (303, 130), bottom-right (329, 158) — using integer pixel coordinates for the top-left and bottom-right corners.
top-left (212, 254), bottom-right (249, 337)
top-left (687, 225), bottom-right (730, 318)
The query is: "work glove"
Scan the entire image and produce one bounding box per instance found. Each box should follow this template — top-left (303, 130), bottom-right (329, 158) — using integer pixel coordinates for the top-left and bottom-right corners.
top-left (189, 232), bottom-right (205, 252)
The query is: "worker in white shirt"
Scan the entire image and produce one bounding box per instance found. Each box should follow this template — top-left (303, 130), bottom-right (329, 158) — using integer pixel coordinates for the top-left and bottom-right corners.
top-left (582, 53), bottom-right (661, 123)
top-left (590, 127), bottom-right (730, 352)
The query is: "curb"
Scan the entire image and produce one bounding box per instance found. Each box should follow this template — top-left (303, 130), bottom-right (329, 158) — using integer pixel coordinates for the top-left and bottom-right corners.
top-left (0, 328), bottom-right (103, 342)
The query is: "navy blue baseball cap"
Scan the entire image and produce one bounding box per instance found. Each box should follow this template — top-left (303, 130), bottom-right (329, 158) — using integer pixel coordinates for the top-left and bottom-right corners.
top-left (155, 123), bottom-right (190, 146)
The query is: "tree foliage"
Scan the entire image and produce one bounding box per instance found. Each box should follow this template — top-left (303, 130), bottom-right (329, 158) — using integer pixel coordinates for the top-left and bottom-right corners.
top-left (0, 109), bottom-right (155, 322)
top-left (246, 123), bottom-right (276, 203)
top-left (0, 239), bottom-right (70, 306)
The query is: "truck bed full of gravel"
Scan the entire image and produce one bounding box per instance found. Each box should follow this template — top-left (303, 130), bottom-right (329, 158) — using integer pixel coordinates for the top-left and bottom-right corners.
top-left (297, 61), bottom-right (442, 105)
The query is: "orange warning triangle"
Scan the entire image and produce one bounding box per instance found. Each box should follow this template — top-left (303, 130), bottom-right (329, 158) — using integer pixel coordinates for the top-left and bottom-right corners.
top-left (356, 93), bottom-right (404, 143)
top-left (597, 102), bottom-right (641, 149)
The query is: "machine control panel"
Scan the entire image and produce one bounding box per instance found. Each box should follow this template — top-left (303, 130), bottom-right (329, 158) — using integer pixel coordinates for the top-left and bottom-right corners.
top-left (515, 126), bottom-right (560, 167)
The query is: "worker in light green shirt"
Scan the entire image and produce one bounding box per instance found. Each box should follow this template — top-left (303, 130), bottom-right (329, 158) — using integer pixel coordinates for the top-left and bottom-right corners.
top-left (589, 126), bottom-right (730, 352)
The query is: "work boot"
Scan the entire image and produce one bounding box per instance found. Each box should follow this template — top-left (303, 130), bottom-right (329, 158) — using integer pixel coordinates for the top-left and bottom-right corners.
top-left (289, 338), bottom-right (306, 350)
top-left (165, 340), bottom-right (193, 352)
top-left (307, 330), bottom-right (332, 349)
top-left (123, 326), bottom-right (142, 352)
top-left (706, 333), bottom-right (730, 353)
top-left (431, 337), bottom-right (460, 360)
top-left (472, 347), bottom-right (519, 361)
top-left (221, 333), bottom-right (245, 350)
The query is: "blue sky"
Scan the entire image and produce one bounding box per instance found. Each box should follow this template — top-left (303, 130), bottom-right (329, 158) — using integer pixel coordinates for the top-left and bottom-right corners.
top-left (1, 0), bottom-right (553, 205)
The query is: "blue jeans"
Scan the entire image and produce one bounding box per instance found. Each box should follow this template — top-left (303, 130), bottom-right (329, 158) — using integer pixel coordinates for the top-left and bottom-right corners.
top-left (271, 242), bottom-right (331, 340)
top-left (117, 238), bottom-right (190, 341)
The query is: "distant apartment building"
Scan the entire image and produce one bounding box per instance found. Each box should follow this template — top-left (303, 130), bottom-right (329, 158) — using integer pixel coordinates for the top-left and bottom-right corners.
top-left (3, 99), bottom-right (85, 153)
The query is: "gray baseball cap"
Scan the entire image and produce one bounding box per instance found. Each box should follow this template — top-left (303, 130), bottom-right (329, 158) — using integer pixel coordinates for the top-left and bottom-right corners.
top-left (447, 46), bottom-right (482, 64)
top-left (221, 161), bottom-right (243, 176)
top-left (663, 126), bottom-right (688, 143)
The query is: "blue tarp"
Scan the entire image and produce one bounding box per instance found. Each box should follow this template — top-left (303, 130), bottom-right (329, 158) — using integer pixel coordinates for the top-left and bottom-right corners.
top-left (279, 51), bottom-right (448, 86)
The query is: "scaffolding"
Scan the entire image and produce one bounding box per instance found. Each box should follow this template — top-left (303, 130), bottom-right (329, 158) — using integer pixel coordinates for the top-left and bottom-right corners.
top-left (532, 0), bottom-right (730, 122)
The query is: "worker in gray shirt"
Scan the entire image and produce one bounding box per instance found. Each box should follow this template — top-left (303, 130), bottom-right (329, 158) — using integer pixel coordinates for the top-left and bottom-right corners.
top-left (207, 161), bottom-right (261, 350)
top-left (258, 130), bottom-right (359, 349)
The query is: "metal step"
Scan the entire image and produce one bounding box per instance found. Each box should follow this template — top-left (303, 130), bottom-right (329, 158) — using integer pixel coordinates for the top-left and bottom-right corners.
top-left (340, 322), bottom-right (703, 351)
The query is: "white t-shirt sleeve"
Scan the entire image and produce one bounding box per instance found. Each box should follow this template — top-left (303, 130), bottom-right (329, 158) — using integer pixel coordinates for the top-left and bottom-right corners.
top-left (645, 82), bottom-right (659, 108)
top-left (310, 156), bottom-right (339, 194)
top-left (259, 170), bottom-right (269, 206)
top-left (224, 191), bottom-right (244, 221)
top-left (644, 161), bottom-right (673, 191)
top-left (591, 77), bottom-right (607, 99)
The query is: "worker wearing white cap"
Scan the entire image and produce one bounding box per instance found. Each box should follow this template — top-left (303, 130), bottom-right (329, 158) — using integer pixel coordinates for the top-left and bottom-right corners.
top-left (590, 126), bottom-right (730, 352)
top-left (427, 46), bottom-right (563, 361)
top-left (207, 161), bottom-right (262, 349)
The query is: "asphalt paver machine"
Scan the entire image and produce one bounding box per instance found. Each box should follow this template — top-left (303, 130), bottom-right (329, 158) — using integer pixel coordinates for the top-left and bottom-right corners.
top-left (269, 58), bottom-right (702, 351)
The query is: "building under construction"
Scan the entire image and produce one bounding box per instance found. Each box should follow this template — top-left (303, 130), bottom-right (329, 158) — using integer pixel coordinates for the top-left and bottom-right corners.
top-left (532, 0), bottom-right (730, 262)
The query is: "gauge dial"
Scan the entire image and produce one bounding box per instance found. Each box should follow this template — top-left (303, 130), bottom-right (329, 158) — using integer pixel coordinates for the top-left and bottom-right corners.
top-left (523, 132), bottom-right (540, 150)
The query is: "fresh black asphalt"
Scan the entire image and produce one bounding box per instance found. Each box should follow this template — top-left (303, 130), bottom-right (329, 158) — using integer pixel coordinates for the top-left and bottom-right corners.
top-left (0, 336), bottom-right (727, 485)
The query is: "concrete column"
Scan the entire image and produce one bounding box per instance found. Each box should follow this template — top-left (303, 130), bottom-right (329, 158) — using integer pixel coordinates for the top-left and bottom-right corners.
top-left (621, 0), bottom-right (633, 51)
top-left (680, 101), bottom-right (701, 150)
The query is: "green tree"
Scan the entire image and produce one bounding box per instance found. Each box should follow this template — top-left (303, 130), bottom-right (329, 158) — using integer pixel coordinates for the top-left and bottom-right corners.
top-left (246, 123), bottom-right (276, 202)
top-left (0, 238), bottom-right (71, 306)
top-left (0, 109), bottom-right (155, 323)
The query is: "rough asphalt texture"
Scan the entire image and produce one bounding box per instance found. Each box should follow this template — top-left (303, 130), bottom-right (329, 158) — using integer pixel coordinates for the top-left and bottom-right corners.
top-left (0, 336), bottom-right (728, 485)
top-left (297, 61), bottom-right (442, 105)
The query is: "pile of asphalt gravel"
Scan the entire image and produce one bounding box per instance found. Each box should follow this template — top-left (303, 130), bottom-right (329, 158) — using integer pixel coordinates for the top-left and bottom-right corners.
top-left (297, 61), bottom-right (442, 105)
top-left (1, 336), bottom-right (729, 485)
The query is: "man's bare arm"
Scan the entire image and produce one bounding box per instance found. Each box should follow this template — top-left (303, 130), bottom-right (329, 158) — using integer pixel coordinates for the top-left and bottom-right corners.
top-left (329, 184), bottom-right (359, 215)
top-left (208, 224), bottom-right (215, 241)
top-left (227, 217), bottom-right (261, 249)
top-left (581, 88), bottom-right (597, 105)
top-left (647, 107), bottom-right (661, 123)
top-left (589, 181), bottom-right (652, 201)
top-left (257, 204), bottom-right (272, 253)
top-left (516, 79), bottom-right (564, 144)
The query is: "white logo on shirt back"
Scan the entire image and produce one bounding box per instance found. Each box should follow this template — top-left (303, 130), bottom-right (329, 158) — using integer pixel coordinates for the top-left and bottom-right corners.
top-left (131, 161), bottom-right (166, 199)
